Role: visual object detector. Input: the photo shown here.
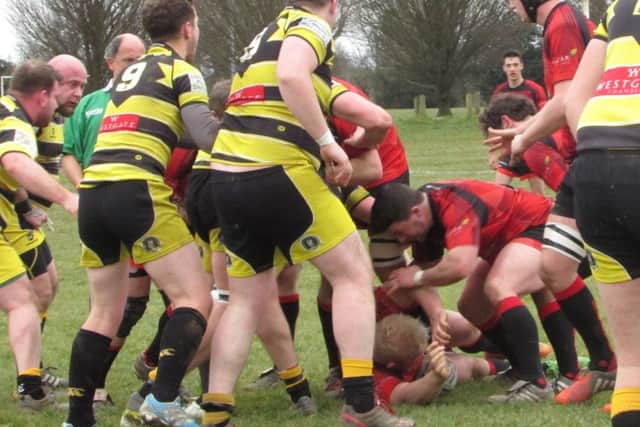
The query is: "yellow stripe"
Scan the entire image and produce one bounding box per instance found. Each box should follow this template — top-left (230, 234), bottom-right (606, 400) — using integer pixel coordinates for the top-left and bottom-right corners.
top-left (611, 388), bottom-right (640, 418)
top-left (341, 358), bottom-right (373, 378)
top-left (585, 243), bottom-right (631, 284)
top-left (579, 96), bottom-right (640, 129)
top-left (202, 412), bottom-right (231, 425)
top-left (606, 37), bottom-right (640, 68)
top-left (18, 368), bottom-right (41, 377)
top-left (202, 392), bottom-right (235, 406)
top-left (278, 364), bottom-right (303, 381)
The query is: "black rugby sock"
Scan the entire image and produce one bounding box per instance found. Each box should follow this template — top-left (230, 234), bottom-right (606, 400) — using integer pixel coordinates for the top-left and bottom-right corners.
top-left (151, 307), bottom-right (206, 402)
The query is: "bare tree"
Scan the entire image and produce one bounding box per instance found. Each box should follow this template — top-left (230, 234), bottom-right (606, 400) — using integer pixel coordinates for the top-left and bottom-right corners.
top-left (10, 0), bottom-right (143, 91)
top-left (359, 0), bottom-right (527, 115)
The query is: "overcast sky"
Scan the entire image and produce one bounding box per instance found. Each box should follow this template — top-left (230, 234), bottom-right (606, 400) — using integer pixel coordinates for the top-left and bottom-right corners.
top-left (0, 0), bottom-right (18, 62)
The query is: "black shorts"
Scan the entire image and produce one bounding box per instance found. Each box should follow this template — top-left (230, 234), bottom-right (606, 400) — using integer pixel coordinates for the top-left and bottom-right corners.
top-left (79, 180), bottom-right (192, 267)
top-left (573, 150), bottom-right (640, 283)
top-left (210, 164), bottom-right (355, 277)
top-left (186, 169), bottom-right (219, 244)
top-left (19, 239), bottom-right (52, 279)
top-left (551, 163), bottom-right (576, 218)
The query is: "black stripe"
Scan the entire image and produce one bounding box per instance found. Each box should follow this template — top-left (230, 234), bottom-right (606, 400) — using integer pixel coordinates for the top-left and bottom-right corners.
top-left (0, 186), bottom-right (14, 201)
top-left (546, 223), bottom-right (584, 247)
top-left (28, 192), bottom-right (53, 208)
top-left (578, 125), bottom-right (640, 151)
top-left (40, 162), bottom-right (60, 176)
top-left (210, 152), bottom-right (257, 164)
top-left (372, 255), bottom-right (404, 262)
top-left (37, 141), bottom-right (63, 157)
top-left (222, 114), bottom-right (320, 161)
top-left (137, 116), bottom-right (179, 148)
top-left (0, 129), bottom-right (16, 143)
top-left (542, 239), bottom-right (584, 261)
top-left (370, 237), bottom-right (400, 244)
top-left (89, 148), bottom-right (166, 176)
top-left (420, 183), bottom-right (490, 227)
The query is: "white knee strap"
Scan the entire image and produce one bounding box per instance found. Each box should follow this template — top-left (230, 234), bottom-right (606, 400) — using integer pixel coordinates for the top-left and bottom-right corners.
top-left (542, 222), bottom-right (586, 263)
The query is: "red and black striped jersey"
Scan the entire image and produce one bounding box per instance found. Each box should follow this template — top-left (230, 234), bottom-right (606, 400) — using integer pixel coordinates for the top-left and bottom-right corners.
top-left (412, 180), bottom-right (552, 263)
top-left (492, 79), bottom-right (547, 110)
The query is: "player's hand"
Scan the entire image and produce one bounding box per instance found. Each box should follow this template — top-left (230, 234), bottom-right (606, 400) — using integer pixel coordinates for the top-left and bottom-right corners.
top-left (482, 127), bottom-right (516, 154)
top-left (426, 341), bottom-right (451, 380)
top-left (509, 134), bottom-right (527, 165)
top-left (321, 143), bottom-right (352, 186)
top-left (487, 150), bottom-right (499, 170)
top-left (62, 192), bottom-right (79, 218)
top-left (383, 265), bottom-right (421, 295)
top-left (431, 311), bottom-right (451, 347)
top-left (22, 207), bottom-right (48, 229)
top-left (342, 127), bottom-right (366, 147)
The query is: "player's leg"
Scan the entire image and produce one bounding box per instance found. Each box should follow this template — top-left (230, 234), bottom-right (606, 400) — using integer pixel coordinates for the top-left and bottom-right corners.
top-left (0, 241), bottom-right (51, 410)
top-left (483, 241), bottom-right (552, 402)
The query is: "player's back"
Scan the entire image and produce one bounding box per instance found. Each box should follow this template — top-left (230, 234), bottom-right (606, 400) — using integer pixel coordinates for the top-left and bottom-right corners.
top-left (577, 0), bottom-right (640, 151)
top-left (212, 6), bottom-right (336, 170)
top-left (83, 43), bottom-right (207, 185)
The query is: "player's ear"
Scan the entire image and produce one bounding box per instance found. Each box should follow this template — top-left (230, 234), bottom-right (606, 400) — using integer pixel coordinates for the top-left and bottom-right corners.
top-left (500, 114), bottom-right (512, 129)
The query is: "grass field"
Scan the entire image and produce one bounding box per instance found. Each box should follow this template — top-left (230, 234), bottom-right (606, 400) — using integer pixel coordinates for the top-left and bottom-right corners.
top-left (0, 108), bottom-right (612, 426)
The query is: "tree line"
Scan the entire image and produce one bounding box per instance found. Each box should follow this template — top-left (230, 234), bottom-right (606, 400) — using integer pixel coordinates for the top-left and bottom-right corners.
top-left (8, 0), bottom-right (610, 115)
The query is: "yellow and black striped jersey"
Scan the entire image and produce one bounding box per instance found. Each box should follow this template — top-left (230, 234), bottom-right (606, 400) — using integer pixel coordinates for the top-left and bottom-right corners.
top-left (36, 112), bottom-right (64, 177)
top-left (0, 96), bottom-right (38, 230)
top-left (192, 149), bottom-right (211, 171)
top-left (211, 6), bottom-right (342, 170)
top-left (81, 43), bottom-right (209, 186)
top-left (577, 0), bottom-right (640, 150)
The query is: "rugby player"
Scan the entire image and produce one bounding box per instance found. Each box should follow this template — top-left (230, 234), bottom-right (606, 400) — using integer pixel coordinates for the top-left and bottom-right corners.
top-left (202, 1), bottom-right (414, 426)
top-left (564, 0), bottom-right (640, 423)
top-left (486, 0), bottom-right (617, 403)
top-left (63, 0), bottom-right (218, 426)
top-left (0, 60), bottom-right (77, 410)
top-left (1, 54), bottom-right (87, 392)
top-left (61, 33), bottom-right (146, 407)
top-left (370, 181), bottom-right (555, 402)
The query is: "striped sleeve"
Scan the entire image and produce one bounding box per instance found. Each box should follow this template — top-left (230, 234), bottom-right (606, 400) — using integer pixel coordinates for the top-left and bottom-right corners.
top-left (174, 60), bottom-right (209, 108)
top-left (285, 15), bottom-right (332, 65)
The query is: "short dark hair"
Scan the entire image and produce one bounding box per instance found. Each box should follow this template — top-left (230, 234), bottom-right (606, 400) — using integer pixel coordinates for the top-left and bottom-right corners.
top-left (209, 79), bottom-right (231, 116)
top-left (9, 60), bottom-right (61, 96)
top-left (142, 0), bottom-right (196, 42)
top-left (370, 183), bottom-right (423, 235)
top-left (478, 93), bottom-right (537, 136)
top-left (503, 49), bottom-right (523, 62)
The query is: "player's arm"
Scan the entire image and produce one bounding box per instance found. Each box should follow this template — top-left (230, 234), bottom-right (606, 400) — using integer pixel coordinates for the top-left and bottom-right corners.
top-left (565, 39), bottom-right (607, 137)
top-left (331, 91), bottom-right (392, 148)
top-left (61, 107), bottom-right (86, 188)
top-left (61, 155), bottom-right (83, 188)
top-left (277, 37), bottom-right (351, 185)
top-left (385, 245), bottom-right (478, 293)
top-left (348, 148), bottom-right (382, 186)
top-left (389, 342), bottom-right (449, 405)
top-left (180, 103), bottom-right (219, 151)
top-left (514, 80), bottom-right (571, 153)
top-left (1, 152), bottom-right (77, 216)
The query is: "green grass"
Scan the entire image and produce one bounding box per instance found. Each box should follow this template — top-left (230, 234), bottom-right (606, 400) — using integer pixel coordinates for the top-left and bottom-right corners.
top-left (0, 108), bottom-right (611, 426)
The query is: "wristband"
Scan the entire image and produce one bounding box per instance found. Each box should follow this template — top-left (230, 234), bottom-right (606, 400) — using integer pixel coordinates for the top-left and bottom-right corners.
top-left (413, 270), bottom-right (424, 286)
top-left (316, 129), bottom-right (337, 146)
top-left (15, 199), bottom-right (32, 215)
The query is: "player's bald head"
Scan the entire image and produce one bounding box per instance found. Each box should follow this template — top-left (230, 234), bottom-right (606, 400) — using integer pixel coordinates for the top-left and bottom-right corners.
top-left (48, 54), bottom-right (87, 78)
top-left (48, 54), bottom-right (87, 116)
